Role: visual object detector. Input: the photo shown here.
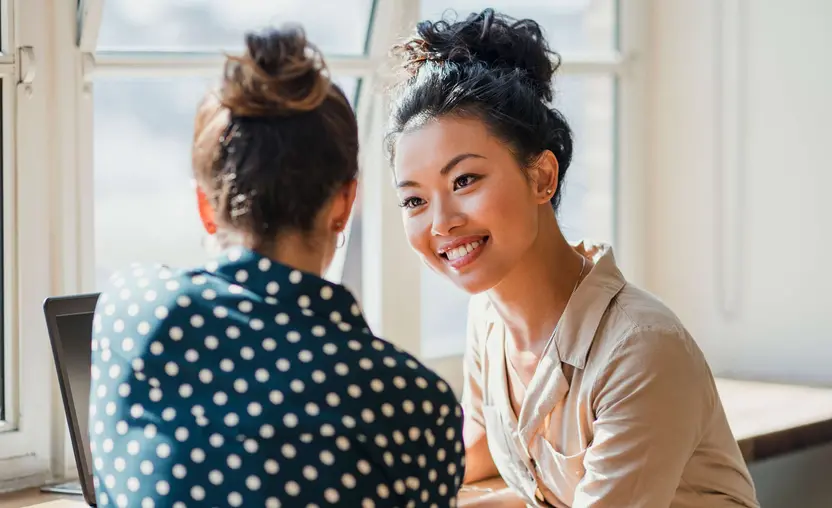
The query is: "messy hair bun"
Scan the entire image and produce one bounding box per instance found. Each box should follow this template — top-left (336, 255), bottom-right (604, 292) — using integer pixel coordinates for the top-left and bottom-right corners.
top-left (388, 9), bottom-right (573, 212)
top-left (221, 26), bottom-right (332, 116)
top-left (397, 9), bottom-right (557, 102)
top-left (192, 26), bottom-right (359, 245)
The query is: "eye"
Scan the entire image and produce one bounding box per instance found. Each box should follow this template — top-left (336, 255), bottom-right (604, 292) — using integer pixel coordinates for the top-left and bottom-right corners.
top-left (398, 196), bottom-right (425, 210)
top-left (453, 174), bottom-right (480, 190)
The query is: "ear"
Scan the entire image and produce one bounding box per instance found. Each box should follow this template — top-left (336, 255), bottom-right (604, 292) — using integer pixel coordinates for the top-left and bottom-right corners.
top-left (529, 150), bottom-right (560, 205)
top-left (329, 178), bottom-right (358, 232)
top-left (196, 186), bottom-right (218, 235)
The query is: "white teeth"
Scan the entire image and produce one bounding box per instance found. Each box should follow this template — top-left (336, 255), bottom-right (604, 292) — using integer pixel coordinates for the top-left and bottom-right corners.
top-left (445, 240), bottom-right (482, 261)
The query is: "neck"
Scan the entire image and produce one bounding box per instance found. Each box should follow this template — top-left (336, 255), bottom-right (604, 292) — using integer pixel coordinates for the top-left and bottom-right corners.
top-left (487, 210), bottom-right (587, 355)
top-left (219, 228), bottom-right (330, 276)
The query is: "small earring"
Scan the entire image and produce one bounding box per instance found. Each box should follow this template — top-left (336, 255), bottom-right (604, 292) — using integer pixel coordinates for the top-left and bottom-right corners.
top-left (336, 231), bottom-right (346, 249)
top-left (546, 188), bottom-right (553, 195)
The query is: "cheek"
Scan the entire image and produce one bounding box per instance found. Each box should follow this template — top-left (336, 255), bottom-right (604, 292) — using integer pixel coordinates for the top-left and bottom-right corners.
top-left (472, 178), bottom-right (537, 237)
top-left (401, 213), bottom-right (432, 258)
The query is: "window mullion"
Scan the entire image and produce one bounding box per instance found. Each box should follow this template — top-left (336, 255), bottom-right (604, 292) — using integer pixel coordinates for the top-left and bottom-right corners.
top-left (612, 0), bottom-right (648, 286)
top-left (88, 51), bottom-right (376, 79)
top-left (358, 0), bottom-right (423, 355)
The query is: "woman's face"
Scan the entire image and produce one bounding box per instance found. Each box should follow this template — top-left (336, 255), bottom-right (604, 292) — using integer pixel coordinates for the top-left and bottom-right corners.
top-left (393, 116), bottom-right (548, 294)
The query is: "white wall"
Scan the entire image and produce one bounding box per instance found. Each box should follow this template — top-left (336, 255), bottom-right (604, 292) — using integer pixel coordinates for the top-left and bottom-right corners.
top-left (646, 0), bottom-right (832, 385)
top-left (647, 1), bottom-right (832, 506)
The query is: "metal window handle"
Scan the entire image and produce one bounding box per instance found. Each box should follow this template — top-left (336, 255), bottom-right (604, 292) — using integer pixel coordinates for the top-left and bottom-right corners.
top-left (18, 46), bottom-right (35, 84)
top-left (18, 46), bottom-right (36, 97)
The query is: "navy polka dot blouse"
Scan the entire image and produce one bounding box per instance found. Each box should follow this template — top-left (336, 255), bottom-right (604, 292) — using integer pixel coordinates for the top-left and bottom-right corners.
top-left (89, 247), bottom-right (465, 507)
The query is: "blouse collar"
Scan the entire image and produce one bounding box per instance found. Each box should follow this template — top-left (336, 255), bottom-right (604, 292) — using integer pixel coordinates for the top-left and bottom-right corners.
top-left (554, 241), bottom-right (626, 369)
top-left (205, 246), bottom-right (369, 333)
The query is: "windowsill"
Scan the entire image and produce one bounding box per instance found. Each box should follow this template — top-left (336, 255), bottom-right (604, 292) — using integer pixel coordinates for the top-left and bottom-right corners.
top-left (0, 470), bottom-right (54, 503)
top-left (0, 488), bottom-right (80, 508)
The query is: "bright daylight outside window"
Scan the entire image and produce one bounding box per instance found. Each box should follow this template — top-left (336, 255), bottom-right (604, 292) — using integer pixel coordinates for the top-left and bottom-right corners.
top-left (93, 0), bottom-right (371, 289)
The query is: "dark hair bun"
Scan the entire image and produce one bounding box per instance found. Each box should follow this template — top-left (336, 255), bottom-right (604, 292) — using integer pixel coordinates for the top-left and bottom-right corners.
top-left (221, 26), bottom-right (331, 117)
top-left (397, 8), bottom-right (557, 102)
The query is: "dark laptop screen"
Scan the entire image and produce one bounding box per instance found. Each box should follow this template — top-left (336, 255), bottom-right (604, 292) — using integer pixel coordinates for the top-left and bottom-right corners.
top-left (55, 311), bottom-right (94, 478)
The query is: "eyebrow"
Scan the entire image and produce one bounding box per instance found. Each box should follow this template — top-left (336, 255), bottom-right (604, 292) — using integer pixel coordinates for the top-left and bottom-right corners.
top-left (396, 153), bottom-right (485, 189)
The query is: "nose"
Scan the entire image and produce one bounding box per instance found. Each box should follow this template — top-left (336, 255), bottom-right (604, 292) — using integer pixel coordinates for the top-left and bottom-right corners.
top-left (430, 197), bottom-right (465, 236)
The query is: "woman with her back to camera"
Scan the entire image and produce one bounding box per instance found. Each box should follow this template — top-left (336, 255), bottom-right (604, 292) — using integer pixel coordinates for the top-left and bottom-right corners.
top-left (388, 8), bottom-right (759, 508)
top-left (89, 27), bottom-right (465, 507)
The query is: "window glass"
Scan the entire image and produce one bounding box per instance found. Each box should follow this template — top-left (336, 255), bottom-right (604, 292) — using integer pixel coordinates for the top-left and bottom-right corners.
top-left (93, 76), bottom-right (359, 288)
top-left (98, 0), bottom-right (376, 55)
top-left (420, 0), bottom-right (617, 53)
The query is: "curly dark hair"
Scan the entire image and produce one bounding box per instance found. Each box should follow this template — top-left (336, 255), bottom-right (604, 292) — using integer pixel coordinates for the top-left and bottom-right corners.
top-left (387, 8), bottom-right (573, 211)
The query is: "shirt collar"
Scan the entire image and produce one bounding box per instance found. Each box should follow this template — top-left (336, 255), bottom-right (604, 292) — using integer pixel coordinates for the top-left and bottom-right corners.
top-left (205, 246), bottom-right (368, 330)
top-left (555, 241), bottom-right (626, 369)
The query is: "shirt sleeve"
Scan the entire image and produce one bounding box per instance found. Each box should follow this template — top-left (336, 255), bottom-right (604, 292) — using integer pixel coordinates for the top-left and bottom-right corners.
top-left (573, 326), bottom-right (716, 507)
top-left (461, 294), bottom-right (489, 428)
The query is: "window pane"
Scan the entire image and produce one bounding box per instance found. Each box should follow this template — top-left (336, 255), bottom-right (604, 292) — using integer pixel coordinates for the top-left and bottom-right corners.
top-left (93, 76), bottom-right (358, 288)
top-left (340, 193), bottom-right (364, 300)
top-left (420, 0), bottom-right (616, 53)
top-left (98, 0), bottom-right (376, 54)
top-left (420, 75), bottom-right (617, 358)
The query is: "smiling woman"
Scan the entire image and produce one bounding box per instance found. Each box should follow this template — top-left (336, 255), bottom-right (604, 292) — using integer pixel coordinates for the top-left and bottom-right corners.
top-left (391, 115), bottom-right (565, 296)
top-left (385, 8), bottom-right (759, 508)
top-left (392, 2), bottom-right (616, 360)
top-left (387, 6), bottom-right (574, 296)
top-left (395, 150), bottom-right (492, 274)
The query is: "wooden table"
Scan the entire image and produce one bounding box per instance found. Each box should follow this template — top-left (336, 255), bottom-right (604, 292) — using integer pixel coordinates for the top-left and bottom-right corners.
top-left (717, 378), bottom-right (832, 462)
top-left (5, 378), bottom-right (832, 508)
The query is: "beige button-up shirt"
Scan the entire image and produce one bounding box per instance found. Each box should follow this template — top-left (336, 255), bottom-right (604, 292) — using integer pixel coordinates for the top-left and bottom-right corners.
top-left (462, 242), bottom-right (759, 507)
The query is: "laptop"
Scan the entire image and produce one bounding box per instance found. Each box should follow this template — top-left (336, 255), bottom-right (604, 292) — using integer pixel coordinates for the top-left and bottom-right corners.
top-left (43, 293), bottom-right (100, 506)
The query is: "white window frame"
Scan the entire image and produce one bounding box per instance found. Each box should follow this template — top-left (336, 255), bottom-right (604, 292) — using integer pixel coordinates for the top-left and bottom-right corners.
top-left (0, 0), bottom-right (89, 488)
top-left (0, 0), bottom-right (17, 446)
top-left (0, 0), bottom-right (648, 488)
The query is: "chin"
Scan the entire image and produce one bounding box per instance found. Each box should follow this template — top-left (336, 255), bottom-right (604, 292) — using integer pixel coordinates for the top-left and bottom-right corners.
top-left (441, 266), bottom-right (504, 295)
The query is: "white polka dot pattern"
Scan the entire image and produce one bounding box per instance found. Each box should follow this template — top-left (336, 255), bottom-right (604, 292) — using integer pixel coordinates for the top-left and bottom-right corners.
top-left (90, 247), bottom-right (464, 506)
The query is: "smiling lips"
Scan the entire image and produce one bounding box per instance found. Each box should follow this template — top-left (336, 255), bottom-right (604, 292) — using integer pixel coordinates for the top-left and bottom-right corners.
top-left (438, 237), bottom-right (488, 270)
